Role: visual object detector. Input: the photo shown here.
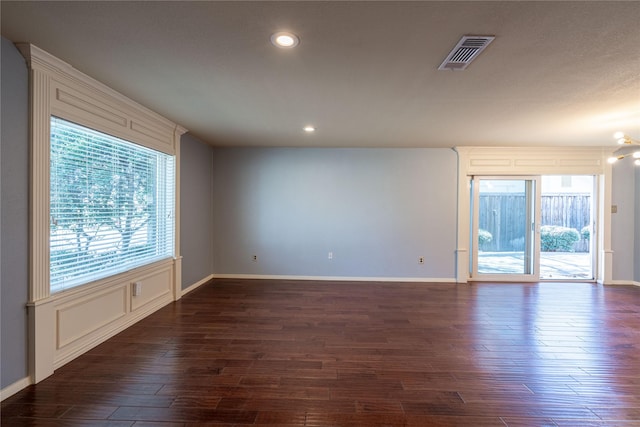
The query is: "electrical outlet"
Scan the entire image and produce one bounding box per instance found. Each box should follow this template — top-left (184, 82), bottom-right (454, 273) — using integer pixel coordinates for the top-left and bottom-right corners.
top-left (418, 256), bottom-right (425, 264)
top-left (328, 251), bottom-right (333, 260)
top-left (132, 282), bottom-right (142, 296)
top-left (252, 255), bottom-right (257, 262)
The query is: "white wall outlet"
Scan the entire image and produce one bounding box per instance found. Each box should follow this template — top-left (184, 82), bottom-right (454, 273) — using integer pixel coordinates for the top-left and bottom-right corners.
top-left (252, 255), bottom-right (257, 262)
top-left (328, 251), bottom-right (333, 260)
top-left (133, 282), bottom-right (142, 296)
top-left (418, 256), bottom-right (425, 264)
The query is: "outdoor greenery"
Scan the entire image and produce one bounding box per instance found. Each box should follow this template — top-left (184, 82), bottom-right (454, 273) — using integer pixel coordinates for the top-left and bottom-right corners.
top-left (540, 225), bottom-right (580, 252)
top-left (478, 229), bottom-right (493, 250)
top-left (49, 117), bottom-right (173, 289)
top-left (51, 131), bottom-right (154, 244)
top-left (479, 192), bottom-right (591, 253)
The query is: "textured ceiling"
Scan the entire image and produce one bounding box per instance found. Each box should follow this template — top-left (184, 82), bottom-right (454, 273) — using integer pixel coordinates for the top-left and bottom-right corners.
top-left (2, 1), bottom-right (639, 148)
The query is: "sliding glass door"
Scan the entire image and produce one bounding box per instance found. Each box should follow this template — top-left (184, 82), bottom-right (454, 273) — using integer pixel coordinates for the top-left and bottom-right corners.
top-left (471, 177), bottom-right (540, 280)
top-left (539, 176), bottom-right (595, 280)
top-left (471, 175), bottom-right (596, 281)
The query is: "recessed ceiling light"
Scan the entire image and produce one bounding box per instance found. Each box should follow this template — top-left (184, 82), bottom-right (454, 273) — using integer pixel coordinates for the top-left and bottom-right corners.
top-left (303, 126), bottom-right (316, 133)
top-left (271, 32), bottom-right (299, 48)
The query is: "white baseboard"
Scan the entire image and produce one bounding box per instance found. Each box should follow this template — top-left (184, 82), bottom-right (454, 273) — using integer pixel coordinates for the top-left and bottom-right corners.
top-left (211, 274), bottom-right (456, 283)
top-left (605, 280), bottom-right (640, 287)
top-left (1, 377), bottom-right (31, 401)
top-left (181, 274), bottom-right (215, 296)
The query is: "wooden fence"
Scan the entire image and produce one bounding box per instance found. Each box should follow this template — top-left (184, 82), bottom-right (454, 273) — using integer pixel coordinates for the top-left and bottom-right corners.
top-left (478, 193), bottom-right (591, 252)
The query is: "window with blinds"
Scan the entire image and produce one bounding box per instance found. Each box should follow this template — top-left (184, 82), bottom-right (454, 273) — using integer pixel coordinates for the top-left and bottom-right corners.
top-left (50, 117), bottom-right (175, 293)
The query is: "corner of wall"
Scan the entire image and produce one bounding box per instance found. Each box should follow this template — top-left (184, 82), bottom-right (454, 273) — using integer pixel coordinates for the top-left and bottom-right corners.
top-left (1, 36), bottom-right (30, 390)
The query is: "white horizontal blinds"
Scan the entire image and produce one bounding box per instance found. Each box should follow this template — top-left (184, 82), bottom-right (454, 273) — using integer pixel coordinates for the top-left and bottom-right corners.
top-left (50, 117), bottom-right (175, 293)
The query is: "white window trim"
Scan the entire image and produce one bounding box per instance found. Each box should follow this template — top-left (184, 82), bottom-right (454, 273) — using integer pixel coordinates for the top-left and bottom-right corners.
top-left (18, 43), bottom-right (187, 383)
top-left (453, 146), bottom-right (615, 284)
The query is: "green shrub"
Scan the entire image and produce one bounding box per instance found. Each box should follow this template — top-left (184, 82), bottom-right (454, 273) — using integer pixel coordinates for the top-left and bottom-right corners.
top-left (581, 225), bottom-right (591, 240)
top-left (540, 225), bottom-right (580, 252)
top-left (478, 229), bottom-right (492, 250)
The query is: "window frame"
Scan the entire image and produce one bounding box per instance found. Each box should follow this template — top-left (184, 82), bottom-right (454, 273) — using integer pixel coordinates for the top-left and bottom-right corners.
top-left (19, 43), bottom-right (185, 302)
top-left (19, 43), bottom-right (186, 383)
top-left (49, 116), bottom-right (176, 293)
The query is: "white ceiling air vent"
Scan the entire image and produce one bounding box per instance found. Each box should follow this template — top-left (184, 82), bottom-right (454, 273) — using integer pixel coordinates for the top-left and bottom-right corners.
top-left (438, 35), bottom-right (495, 71)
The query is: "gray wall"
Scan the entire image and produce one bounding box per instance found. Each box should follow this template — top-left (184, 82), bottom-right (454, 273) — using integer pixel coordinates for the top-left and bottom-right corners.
top-left (1, 37), bottom-right (30, 388)
top-left (611, 157), bottom-right (638, 282)
top-left (212, 147), bottom-right (457, 279)
top-left (635, 167), bottom-right (640, 282)
top-left (180, 133), bottom-right (214, 289)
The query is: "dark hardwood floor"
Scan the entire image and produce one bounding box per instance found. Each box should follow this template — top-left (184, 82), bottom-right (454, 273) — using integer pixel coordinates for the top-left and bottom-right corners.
top-left (2, 279), bottom-right (639, 426)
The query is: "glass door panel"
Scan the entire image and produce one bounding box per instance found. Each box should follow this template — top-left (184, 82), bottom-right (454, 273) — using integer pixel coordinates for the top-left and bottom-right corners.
top-left (472, 177), bottom-right (540, 280)
top-left (539, 176), bottom-right (595, 280)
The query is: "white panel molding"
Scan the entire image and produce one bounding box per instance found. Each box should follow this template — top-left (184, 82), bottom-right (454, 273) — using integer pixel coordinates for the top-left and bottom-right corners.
top-left (454, 149), bottom-right (472, 284)
top-left (17, 43), bottom-right (187, 384)
top-left (53, 83), bottom-right (128, 127)
top-left (173, 257), bottom-right (183, 301)
top-left (454, 146), bottom-right (612, 284)
top-left (27, 300), bottom-right (55, 383)
top-left (130, 268), bottom-right (172, 311)
top-left (599, 250), bottom-right (614, 285)
top-left (0, 377), bottom-right (31, 401)
top-left (455, 249), bottom-right (468, 284)
top-left (26, 259), bottom-right (178, 375)
top-left (29, 67), bottom-right (51, 303)
top-left (56, 286), bottom-right (128, 349)
top-left (54, 291), bottom-right (173, 369)
top-left (49, 260), bottom-right (176, 369)
top-left (182, 274), bottom-right (215, 296)
top-left (212, 274), bottom-right (456, 283)
top-left (173, 126), bottom-right (186, 300)
top-left (599, 172), bottom-right (614, 284)
top-left (457, 146), bottom-right (608, 176)
top-left (47, 260), bottom-right (175, 368)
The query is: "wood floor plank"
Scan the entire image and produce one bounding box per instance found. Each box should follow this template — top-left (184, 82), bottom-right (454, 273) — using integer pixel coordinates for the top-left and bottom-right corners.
top-left (2, 279), bottom-right (639, 425)
top-left (60, 404), bottom-right (119, 420)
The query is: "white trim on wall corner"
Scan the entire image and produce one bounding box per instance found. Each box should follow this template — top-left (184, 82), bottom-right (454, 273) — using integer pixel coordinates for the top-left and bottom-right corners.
top-left (182, 274), bottom-right (215, 296)
top-left (1, 377), bottom-right (31, 401)
top-left (211, 274), bottom-right (456, 283)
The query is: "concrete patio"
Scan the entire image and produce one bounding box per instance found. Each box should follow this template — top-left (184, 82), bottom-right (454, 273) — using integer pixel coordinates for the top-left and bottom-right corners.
top-left (478, 251), bottom-right (592, 279)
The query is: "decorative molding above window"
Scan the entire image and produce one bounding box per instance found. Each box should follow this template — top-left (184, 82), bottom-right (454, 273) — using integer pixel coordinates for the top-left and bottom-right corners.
top-left (17, 43), bottom-right (183, 156)
top-left (455, 146), bottom-right (608, 176)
